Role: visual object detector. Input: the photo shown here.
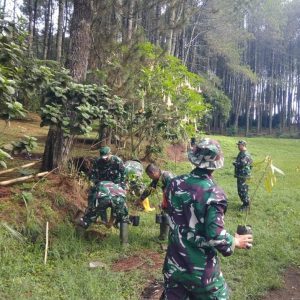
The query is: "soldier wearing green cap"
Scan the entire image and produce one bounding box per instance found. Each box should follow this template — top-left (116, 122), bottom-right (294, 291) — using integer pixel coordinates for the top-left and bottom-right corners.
top-left (87, 146), bottom-right (125, 213)
top-left (161, 138), bottom-right (253, 300)
top-left (233, 140), bottom-right (253, 211)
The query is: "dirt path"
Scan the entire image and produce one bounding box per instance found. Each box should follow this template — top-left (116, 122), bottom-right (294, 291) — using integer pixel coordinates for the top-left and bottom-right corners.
top-left (262, 267), bottom-right (300, 300)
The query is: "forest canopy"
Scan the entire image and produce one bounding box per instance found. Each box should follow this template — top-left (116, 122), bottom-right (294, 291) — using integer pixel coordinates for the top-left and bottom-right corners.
top-left (1, 0), bottom-right (300, 168)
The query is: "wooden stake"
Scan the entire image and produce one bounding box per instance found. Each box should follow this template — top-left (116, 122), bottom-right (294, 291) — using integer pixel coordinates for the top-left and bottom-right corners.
top-left (0, 161), bottom-right (40, 175)
top-left (44, 221), bottom-right (49, 265)
top-left (0, 171), bottom-right (49, 186)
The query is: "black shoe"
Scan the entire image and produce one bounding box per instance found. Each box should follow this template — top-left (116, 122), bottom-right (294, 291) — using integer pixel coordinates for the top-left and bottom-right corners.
top-left (239, 204), bottom-right (250, 212)
top-left (76, 218), bottom-right (89, 229)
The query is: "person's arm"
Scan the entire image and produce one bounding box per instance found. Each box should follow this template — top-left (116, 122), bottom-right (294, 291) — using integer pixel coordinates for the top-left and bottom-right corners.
top-left (204, 196), bottom-right (235, 256)
top-left (113, 157), bottom-right (126, 189)
top-left (239, 153), bottom-right (252, 167)
top-left (118, 160), bottom-right (126, 189)
top-left (140, 179), bottom-right (158, 200)
top-left (204, 192), bottom-right (253, 255)
top-left (134, 179), bottom-right (158, 207)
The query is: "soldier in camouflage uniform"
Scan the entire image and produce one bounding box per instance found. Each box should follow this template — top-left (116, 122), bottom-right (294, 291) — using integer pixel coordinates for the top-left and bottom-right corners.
top-left (233, 140), bottom-right (253, 211)
top-left (87, 146), bottom-right (126, 208)
top-left (161, 138), bottom-right (253, 300)
top-left (135, 164), bottom-right (174, 209)
top-left (78, 181), bottom-right (128, 229)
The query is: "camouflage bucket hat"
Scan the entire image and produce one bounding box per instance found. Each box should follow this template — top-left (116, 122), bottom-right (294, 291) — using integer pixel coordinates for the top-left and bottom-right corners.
top-left (99, 146), bottom-right (111, 158)
top-left (188, 138), bottom-right (224, 169)
top-left (236, 140), bottom-right (247, 146)
top-left (124, 160), bottom-right (144, 178)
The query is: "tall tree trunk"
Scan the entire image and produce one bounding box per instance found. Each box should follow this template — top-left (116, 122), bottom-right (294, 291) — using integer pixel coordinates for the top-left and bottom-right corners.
top-left (268, 51), bottom-right (275, 134)
top-left (47, 0), bottom-right (54, 59)
top-left (43, 0), bottom-right (51, 60)
top-left (56, 0), bottom-right (65, 63)
top-left (32, 0), bottom-right (38, 56)
top-left (1, 0), bottom-right (7, 19)
top-left (66, 0), bottom-right (93, 81)
top-left (42, 0), bottom-right (94, 171)
top-left (126, 0), bottom-right (134, 42)
top-left (27, 0), bottom-right (33, 54)
top-left (165, 2), bottom-right (176, 54)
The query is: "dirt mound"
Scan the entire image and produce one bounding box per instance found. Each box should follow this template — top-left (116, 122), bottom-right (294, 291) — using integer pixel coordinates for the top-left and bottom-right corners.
top-left (262, 267), bottom-right (300, 299)
top-left (46, 174), bottom-right (88, 214)
top-left (0, 173), bottom-right (88, 230)
top-left (0, 186), bottom-right (11, 198)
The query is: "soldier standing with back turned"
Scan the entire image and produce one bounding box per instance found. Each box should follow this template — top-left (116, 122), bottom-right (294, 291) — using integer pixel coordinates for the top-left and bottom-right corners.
top-left (161, 138), bottom-right (253, 299)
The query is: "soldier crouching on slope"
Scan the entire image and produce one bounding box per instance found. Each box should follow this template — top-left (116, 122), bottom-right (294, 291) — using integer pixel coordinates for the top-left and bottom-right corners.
top-left (78, 181), bottom-right (129, 229)
top-left (87, 146), bottom-right (126, 221)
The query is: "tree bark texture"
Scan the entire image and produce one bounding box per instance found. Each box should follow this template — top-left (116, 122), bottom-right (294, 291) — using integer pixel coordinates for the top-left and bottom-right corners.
top-left (42, 0), bottom-right (94, 171)
top-left (67, 0), bottom-right (94, 82)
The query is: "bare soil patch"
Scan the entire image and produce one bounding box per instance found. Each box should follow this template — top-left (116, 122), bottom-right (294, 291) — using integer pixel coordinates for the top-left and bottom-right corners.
top-left (112, 249), bottom-right (164, 272)
top-left (0, 186), bottom-right (11, 198)
top-left (262, 267), bottom-right (300, 300)
top-left (112, 250), bottom-right (165, 299)
top-left (166, 143), bottom-right (188, 163)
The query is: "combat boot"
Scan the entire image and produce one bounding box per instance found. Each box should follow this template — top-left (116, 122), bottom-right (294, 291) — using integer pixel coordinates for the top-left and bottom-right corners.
top-left (239, 204), bottom-right (250, 212)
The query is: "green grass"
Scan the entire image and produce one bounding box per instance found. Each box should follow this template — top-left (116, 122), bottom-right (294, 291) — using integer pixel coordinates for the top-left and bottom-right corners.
top-left (1, 135), bottom-right (300, 299)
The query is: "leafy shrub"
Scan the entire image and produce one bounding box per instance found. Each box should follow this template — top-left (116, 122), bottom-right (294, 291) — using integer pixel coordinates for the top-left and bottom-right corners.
top-left (10, 135), bottom-right (38, 155)
top-left (0, 148), bottom-right (13, 168)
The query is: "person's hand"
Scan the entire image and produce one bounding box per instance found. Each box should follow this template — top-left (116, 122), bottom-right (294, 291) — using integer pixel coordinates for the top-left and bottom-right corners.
top-left (234, 233), bottom-right (253, 249)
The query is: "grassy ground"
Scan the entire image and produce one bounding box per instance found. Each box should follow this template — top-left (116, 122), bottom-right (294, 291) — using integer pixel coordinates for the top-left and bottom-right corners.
top-left (0, 117), bottom-right (300, 299)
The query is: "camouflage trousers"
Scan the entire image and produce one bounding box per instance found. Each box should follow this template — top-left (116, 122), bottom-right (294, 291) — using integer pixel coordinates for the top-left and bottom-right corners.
top-left (237, 177), bottom-right (250, 205)
top-left (161, 272), bottom-right (229, 300)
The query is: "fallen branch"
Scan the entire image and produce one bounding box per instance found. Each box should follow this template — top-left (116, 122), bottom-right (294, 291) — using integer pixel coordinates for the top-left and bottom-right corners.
top-left (0, 171), bottom-right (49, 186)
top-left (0, 161), bottom-right (40, 175)
top-left (31, 167), bottom-right (57, 191)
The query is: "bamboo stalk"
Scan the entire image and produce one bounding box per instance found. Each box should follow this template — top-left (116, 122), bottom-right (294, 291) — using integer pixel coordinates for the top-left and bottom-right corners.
top-left (0, 161), bottom-right (40, 175)
top-left (44, 221), bottom-right (49, 265)
top-left (0, 171), bottom-right (49, 186)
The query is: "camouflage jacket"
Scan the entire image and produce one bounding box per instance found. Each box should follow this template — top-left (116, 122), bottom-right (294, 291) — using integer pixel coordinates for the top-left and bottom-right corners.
top-left (94, 181), bottom-right (128, 222)
top-left (234, 150), bottom-right (252, 178)
top-left (163, 168), bottom-right (234, 287)
top-left (90, 155), bottom-right (126, 189)
top-left (140, 170), bottom-right (174, 201)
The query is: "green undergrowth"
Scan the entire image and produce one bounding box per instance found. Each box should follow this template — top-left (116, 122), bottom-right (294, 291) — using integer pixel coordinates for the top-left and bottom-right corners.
top-left (1, 136), bottom-right (300, 299)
